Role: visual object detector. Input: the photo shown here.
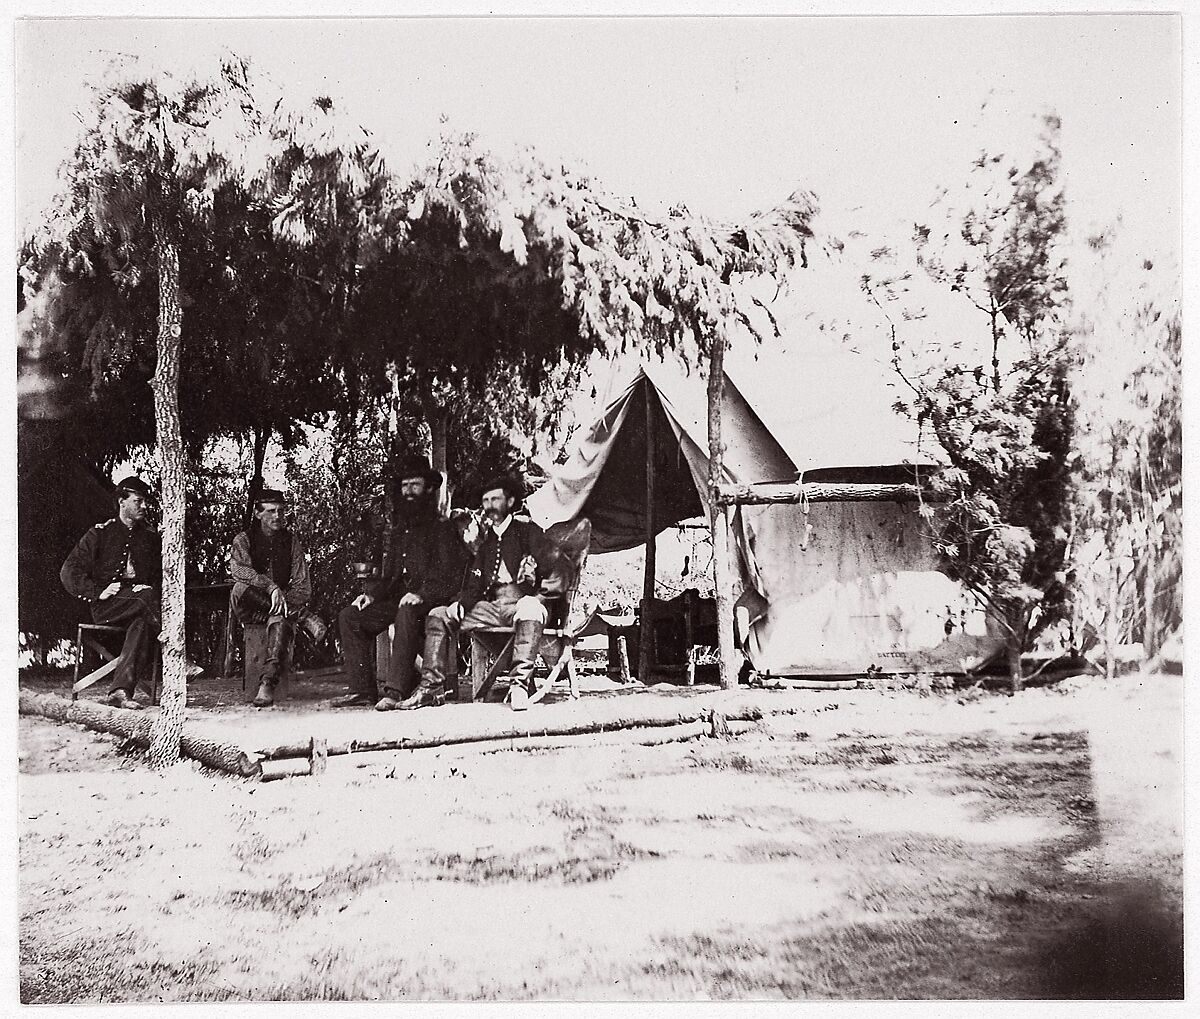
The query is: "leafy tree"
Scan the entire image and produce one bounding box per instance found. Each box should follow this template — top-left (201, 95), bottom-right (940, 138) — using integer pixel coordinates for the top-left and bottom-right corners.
top-left (308, 125), bottom-right (819, 686)
top-left (25, 55), bottom-right (378, 764)
top-left (26, 77), bottom-right (821, 710)
top-left (863, 114), bottom-right (1074, 690)
top-left (1069, 233), bottom-right (1181, 671)
top-left (386, 127), bottom-right (822, 685)
top-left (21, 149), bottom-right (373, 527)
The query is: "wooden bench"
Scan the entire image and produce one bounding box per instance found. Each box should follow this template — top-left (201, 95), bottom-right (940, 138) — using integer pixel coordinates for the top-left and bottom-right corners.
top-left (463, 518), bottom-right (592, 704)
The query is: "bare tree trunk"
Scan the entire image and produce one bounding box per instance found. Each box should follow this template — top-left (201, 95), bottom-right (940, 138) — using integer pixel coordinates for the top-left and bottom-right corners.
top-left (429, 412), bottom-right (448, 478)
top-left (418, 375), bottom-right (451, 513)
top-left (1006, 638), bottom-right (1024, 693)
top-left (989, 300), bottom-right (1001, 392)
top-left (243, 422), bottom-right (269, 533)
top-left (147, 217), bottom-right (187, 768)
top-left (1103, 556), bottom-right (1121, 683)
top-left (380, 383), bottom-right (400, 575)
top-left (706, 333), bottom-right (739, 689)
top-left (1101, 453), bottom-right (1123, 682)
top-left (1138, 434), bottom-right (1160, 657)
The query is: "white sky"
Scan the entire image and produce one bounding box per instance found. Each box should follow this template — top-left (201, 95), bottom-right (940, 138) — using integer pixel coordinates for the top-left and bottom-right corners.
top-left (15, 13), bottom-right (1182, 269)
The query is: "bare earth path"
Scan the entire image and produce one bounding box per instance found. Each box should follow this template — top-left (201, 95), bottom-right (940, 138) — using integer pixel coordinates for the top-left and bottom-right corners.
top-left (18, 672), bottom-right (1183, 1002)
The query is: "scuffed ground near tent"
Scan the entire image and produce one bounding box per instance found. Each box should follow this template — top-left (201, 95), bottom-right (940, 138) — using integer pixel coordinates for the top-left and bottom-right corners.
top-left (18, 671), bottom-right (1182, 1002)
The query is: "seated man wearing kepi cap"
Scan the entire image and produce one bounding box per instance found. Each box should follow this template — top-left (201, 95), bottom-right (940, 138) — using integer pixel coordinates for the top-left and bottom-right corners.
top-left (407, 474), bottom-right (570, 711)
top-left (60, 476), bottom-right (162, 709)
top-left (229, 487), bottom-right (326, 708)
top-left (336, 454), bottom-right (467, 710)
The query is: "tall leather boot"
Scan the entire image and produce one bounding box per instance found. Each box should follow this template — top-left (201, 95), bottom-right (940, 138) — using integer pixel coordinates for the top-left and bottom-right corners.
top-left (506, 619), bottom-right (542, 712)
top-left (399, 623), bottom-right (447, 710)
top-left (254, 619), bottom-right (292, 708)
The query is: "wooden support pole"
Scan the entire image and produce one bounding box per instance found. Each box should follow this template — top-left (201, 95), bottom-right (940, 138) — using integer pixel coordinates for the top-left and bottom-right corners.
top-left (715, 481), bottom-right (929, 507)
top-left (684, 588), bottom-right (696, 686)
top-left (310, 736), bottom-right (328, 776)
top-left (617, 635), bottom-right (632, 685)
top-left (706, 325), bottom-right (739, 690)
top-left (638, 381), bottom-right (657, 684)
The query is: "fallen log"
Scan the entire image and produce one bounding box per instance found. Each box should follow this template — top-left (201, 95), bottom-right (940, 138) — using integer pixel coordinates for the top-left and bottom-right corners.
top-left (19, 691), bottom-right (260, 778)
top-left (755, 678), bottom-right (862, 690)
top-left (260, 758), bottom-right (317, 782)
top-left (362, 718), bottom-right (760, 761)
top-left (254, 704), bottom-right (767, 763)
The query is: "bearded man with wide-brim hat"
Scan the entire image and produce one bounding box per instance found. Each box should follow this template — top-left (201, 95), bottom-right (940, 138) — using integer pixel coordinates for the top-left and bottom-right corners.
top-left (336, 453), bottom-right (469, 710)
top-left (60, 476), bottom-right (162, 709)
top-left (407, 474), bottom-right (571, 712)
top-left (229, 487), bottom-right (326, 707)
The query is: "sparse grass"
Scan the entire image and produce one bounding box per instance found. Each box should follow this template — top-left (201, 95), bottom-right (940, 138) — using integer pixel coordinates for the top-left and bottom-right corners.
top-left (17, 675), bottom-right (1184, 1002)
top-left (227, 854), bottom-right (407, 916)
top-left (427, 824), bottom-right (657, 885)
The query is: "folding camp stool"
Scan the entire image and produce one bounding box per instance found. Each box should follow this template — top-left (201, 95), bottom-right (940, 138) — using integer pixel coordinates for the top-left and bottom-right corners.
top-left (72, 622), bottom-right (160, 704)
top-left (466, 623), bottom-right (582, 704)
top-left (464, 518), bottom-right (592, 704)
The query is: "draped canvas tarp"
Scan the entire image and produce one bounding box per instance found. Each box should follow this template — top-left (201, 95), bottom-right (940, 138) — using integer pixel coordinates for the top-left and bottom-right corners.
top-left (527, 337), bottom-right (1004, 676)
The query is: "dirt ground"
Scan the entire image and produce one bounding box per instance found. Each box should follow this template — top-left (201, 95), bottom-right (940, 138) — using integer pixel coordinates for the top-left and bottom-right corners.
top-left (17, 670), bottom-right (1184, 1002)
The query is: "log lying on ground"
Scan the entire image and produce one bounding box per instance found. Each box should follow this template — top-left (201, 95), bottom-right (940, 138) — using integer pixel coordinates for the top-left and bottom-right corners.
top-left (263, 716), bottom-right (764, 780)
top-left (19, 691), bottom-right (260, 778)
top-left (254, 704), bottom-right (768, 763)
top-left (389, 718), bottom-right (759, 760)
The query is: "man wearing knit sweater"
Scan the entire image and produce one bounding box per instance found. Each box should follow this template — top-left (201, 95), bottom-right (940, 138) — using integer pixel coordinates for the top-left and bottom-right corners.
top-left (229, 488), bottom-right (325, 707)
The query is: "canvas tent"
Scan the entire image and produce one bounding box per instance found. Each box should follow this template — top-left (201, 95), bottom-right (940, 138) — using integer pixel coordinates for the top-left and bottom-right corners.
top-left (527, 328), bottom-right (1004, 677)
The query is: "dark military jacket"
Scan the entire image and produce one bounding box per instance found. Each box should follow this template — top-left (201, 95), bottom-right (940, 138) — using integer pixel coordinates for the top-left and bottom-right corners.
top-left (368, 512), bottom-right (466, 608)
top-left (458, 517), bottom-right (569, 613)
top-left (60, 517), bottom-right (162, 603)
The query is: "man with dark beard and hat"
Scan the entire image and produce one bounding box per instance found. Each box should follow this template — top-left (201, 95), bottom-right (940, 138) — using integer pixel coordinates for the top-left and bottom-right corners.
top-left (404, 474), bottom-right (571, 712)
top-left (61, 476), bottom-right (162, 709)
top-left (336, 454), bottom-right (468, 710)
top-left (230, 488), bottom-right (326, 708)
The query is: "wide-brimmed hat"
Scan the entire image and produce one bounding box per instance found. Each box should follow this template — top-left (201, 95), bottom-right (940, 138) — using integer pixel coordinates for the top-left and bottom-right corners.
top-left (114, 476), bottom-right (153, 500)
top-left (395, 454), bottom-right (443, 489)
top-left (255, 487), bottom-right (288, 505)
top-left (482, 474), bottom-right (525, 504)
